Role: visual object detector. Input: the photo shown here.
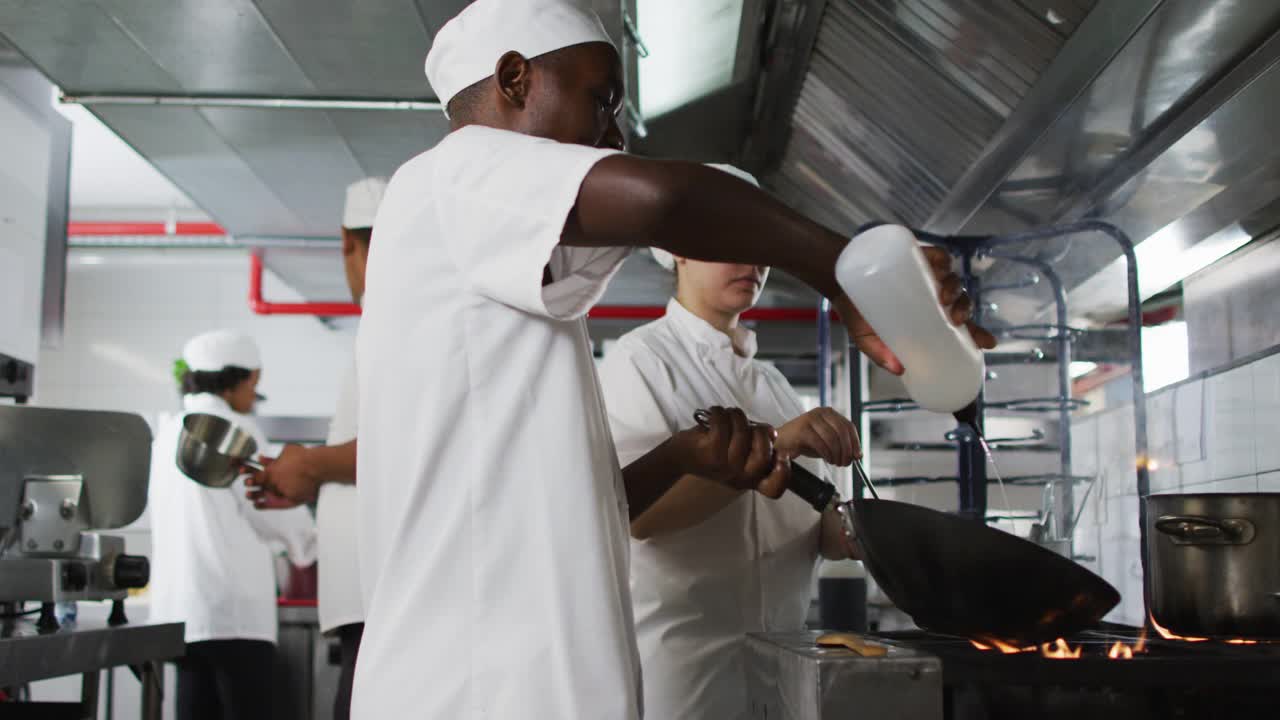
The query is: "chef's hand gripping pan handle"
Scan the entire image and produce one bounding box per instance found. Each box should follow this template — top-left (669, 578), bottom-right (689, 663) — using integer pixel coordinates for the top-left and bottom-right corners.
top-left (691, 409), bottom-right (840, 513)
top-left (788, 463), bottom-right (840, 513)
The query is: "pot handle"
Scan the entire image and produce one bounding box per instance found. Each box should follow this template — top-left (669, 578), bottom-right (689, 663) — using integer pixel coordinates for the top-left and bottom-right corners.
top-left (1155, 515), bottom-right (1256, 545)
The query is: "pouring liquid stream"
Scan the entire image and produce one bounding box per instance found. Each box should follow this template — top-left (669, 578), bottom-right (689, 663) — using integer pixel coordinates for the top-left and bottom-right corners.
top-left (953, 402), bottom-right (1012, 517)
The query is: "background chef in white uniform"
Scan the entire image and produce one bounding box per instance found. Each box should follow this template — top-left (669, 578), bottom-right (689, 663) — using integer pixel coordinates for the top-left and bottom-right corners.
top-left (147, 329), bottom-right (317, 720)
top-left (352, 1), bottom-right (993, 718)
top-left (598, 165), bottom-right (859, 720)
top-left (244, 176), bottom-right (386, 720)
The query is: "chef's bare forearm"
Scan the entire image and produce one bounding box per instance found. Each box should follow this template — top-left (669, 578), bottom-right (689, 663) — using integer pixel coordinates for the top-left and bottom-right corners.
top-left (306, 439), bottom-right (358, 486)
top-left (565, 156), bottom-right (846, 298)
top-left (620, 438), bottom-right (690, 521)
top-left (629, 475), bottom-right (741, 540)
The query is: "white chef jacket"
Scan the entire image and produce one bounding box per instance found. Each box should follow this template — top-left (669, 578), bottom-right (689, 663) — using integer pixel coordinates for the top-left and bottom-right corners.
top-left (598, 298), bottom-right (826, 720)
top-left (316, 354), bottom-right (362, 634)
top-left (147, 393), bottom-right (318, 645)
top-left (352, 126), bottom-right (640, 720)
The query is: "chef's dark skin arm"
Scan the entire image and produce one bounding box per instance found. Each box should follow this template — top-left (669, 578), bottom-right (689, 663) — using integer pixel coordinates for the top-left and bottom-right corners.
top-left (244, 440), bottom-right (356, 509)
top-left (456, 42), bottom-right (995, 371)
top-left (414, 42), bottom-right (998, 516)
top-left (562, 157), bottom-right (996, 372)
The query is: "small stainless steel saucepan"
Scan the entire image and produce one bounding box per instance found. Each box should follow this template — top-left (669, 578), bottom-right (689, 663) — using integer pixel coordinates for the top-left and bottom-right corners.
top-left (176, 412), bottom-right (265, 488)
top-left (1147, 492), bottom-right (1280, 638)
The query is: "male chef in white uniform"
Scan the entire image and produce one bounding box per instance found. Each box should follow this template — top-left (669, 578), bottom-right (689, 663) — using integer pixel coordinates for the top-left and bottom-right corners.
top-left (244, 178), bottom-right (386, 720)
top-left (351, 1), bottom-right (995, 718)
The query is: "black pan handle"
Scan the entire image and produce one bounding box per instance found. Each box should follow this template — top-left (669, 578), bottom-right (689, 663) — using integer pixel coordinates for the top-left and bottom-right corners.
top-left (789, 462), bottom-right (838, 513)
top-left (691, 409), bottom-right (838, 513)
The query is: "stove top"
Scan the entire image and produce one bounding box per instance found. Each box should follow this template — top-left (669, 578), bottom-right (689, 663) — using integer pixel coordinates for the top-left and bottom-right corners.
top-left (872, 625), bottom-right (1280, 688)
top-left (868, 626), bottom-right (1280, 719)
top-left (748, 628), bottom-right (1280, 720)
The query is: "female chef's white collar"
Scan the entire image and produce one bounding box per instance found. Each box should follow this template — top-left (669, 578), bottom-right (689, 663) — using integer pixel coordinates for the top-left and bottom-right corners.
top-left (664, 298), bottom-right (758, 360)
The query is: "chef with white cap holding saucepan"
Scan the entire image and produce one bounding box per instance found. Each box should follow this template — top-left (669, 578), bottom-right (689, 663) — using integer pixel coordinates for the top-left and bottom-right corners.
top-left (599, 164), bottom-right (860, 720)
top-left (352, 1), bottom-right (993, 718)
top-left (244, 176), bottom-right (387, 720)
top-left (148, 329), bottom-right (316, 720)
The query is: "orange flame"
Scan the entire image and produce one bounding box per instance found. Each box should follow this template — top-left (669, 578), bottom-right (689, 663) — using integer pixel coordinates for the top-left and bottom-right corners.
top-left (969, 638), bottom-right (1035, 654)
top-left (1108, 642), bottom-right (1134, 659)
top-left (1106, 628), bottom-right (1149, 659)
top-left (1149, 614), bottom-right (1209, 643)
top-left (1227, 638), bottom-right (1261, 645)
top-left (1040, 638), bottom-right (1082, 659)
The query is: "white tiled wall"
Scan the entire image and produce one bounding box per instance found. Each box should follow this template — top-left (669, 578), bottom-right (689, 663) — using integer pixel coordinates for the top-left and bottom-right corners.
top-left (1204, 366), bottom-right (1257, 482)
top-left (34, 248), bottom-right (350, 417)
top-left (1071, 348), bottom-right (1280, 626)
top-left (1253, 353), bottom-right (1280, 474)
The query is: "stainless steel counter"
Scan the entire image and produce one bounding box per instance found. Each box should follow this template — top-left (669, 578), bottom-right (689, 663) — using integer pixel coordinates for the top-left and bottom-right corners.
top-left (0, 614), bottom-right (182, 719)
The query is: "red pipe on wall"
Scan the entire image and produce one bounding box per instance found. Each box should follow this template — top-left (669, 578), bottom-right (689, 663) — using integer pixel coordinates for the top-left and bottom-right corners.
top-left (68, 221), bottom-right (226, 236)
top-left (249, 253), bottom-right (362, 316)
top-left (68, 222), bottom-right (827, 322)
top-left (248, 252), bottom-right (826, 319)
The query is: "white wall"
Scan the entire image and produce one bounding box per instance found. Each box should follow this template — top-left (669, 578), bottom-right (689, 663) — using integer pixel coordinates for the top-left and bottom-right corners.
top-left (35, 247), bottom-right (351, 417)
top-left (24, 247), bottom-right (350, 715)
top-left (1072, 350), bottom-right (1280, 625)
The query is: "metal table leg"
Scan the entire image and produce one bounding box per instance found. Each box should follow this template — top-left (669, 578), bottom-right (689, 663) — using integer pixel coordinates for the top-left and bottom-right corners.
top-left (138, 661), bottom-right (163, 720)
top-left (80, 671), bottom-right (100, 720)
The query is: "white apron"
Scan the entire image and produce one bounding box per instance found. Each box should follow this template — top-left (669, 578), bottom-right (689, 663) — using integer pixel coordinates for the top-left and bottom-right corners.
top-left (598, 298), bottom-right (825, 720)
top-left (316, 355), bottom-right (362, 634)
top-left (147, 394), bottom-right (317, 645)
top-left (352, 126), bottom-right (641, 719)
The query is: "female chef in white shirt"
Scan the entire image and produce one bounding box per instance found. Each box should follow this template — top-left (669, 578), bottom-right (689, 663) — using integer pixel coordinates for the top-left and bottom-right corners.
top-left (598, 165), bottom-right (860, 720)
top-left (147, 329), bottom-right (317, 720)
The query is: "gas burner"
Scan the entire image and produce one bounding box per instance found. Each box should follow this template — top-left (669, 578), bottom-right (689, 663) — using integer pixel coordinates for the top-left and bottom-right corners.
top-left (747, 628), bottom-right (1280, 720)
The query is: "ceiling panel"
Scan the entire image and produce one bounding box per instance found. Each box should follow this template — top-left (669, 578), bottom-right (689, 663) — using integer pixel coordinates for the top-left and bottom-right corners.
top-left (91, 105), bottom-right (305, 236)
top-left (195, 106), bottom-right (366, 236)
top-left (413, 0), bottom-right (476, 39)
top-left (253, 0), bottom-right (435, 99)
top-left (326, 109), bottom-right (450, 179)
top-left (0, 0), bottom-right (180, 93)
top-left (89, 0), bottom-right (315, 96)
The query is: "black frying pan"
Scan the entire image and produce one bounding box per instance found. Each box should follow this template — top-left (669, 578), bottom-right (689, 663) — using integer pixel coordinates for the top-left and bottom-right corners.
top-left (783, 447), bottom-right (1120, 646)
top-left (845, 494), bottom-right (1120, 646)
top-left (690, 409), bottom-right (1119, 644)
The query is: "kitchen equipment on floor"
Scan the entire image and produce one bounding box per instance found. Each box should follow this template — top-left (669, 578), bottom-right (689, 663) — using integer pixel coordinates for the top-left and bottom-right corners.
top-left (1146, 492), bottom-right (1280, 638)
top-left (0, 405), bottom-right (153, 630)
top-left (177, 411), bottom-right (265, 488)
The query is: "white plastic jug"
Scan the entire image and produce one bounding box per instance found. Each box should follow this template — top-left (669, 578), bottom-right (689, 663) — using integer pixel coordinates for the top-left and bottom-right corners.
top-left (835, 224), bottom-right (985, 413)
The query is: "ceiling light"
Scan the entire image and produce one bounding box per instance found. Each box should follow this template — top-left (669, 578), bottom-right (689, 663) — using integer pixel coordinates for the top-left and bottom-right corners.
top-left (636, 0), bottom-right (744, 118)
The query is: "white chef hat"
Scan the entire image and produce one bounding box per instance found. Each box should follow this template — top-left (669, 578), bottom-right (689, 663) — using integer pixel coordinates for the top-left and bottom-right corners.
top-left (650, 163), bottom-right (761, 271)
top-left (343, 177), bottom-right (388, 230)
top-left (182, 330), bottom-right (261, 372)
top-left (425, 0), bottom-right (614, 114)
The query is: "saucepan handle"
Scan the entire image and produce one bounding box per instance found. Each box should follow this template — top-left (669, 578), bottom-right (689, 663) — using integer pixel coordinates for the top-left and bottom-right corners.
top-left (1155, 515), bottom-right (1255, 545)
top-left (238, 458), bottom-right (266, 473)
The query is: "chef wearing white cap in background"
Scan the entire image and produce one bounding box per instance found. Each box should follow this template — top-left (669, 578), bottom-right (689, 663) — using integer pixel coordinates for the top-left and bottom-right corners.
top-left (600, 164), bottom-right (860, 720)
top-left (244, 176), bottom-right (387, 720)
top-left (353, 1), bottom-right (993, 718)
top-left (147, 329), bottom-right (317, 720)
